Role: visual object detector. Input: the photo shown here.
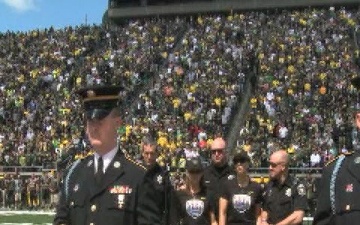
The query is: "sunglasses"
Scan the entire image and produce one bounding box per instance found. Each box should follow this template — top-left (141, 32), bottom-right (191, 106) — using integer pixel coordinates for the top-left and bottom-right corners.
top-left (211, 149), bottom-right (225, 155)
top-left (269, 161), bottom-right (284, 168)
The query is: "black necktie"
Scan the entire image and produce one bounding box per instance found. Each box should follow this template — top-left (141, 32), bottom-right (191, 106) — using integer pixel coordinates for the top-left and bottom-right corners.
top-left (96, 156), bottom-right (104, 185)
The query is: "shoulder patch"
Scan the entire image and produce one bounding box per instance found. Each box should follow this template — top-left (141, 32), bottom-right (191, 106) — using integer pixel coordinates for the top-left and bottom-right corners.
top-left (125, 153), bottom-right (147, 170)
top-left (78, 150), bottom-right (94, 160)
top-left (325, 153), bottom-right (351, 167)
top-left (228, 175), bottom-right (235, 180)
top-left (62, 155), bottom-right (86, 171)
top-left (81, 153), bottom-right (94, 167)
top-left (325, 157), bottom-right (337, 167)
top-left (84, 152), bottom-right (94, 159)
top-left (343, 151), bottom-right (354, 156)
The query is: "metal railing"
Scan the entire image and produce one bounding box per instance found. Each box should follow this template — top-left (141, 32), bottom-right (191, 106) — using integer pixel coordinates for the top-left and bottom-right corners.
top-left (249, 167), bottom-right (323, 178)
top-left (0, 165), bottom-right (55, 176)
top-left (0, 165), bottom-right (323, 175)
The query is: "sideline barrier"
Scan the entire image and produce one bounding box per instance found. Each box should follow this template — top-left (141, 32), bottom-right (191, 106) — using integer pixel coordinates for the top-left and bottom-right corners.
top-left (0, 166), bottom-right (324, 179)
top-left (0, 211), bottom-right (55, 215)
top-left (304, 217), bottom-right (314, 225)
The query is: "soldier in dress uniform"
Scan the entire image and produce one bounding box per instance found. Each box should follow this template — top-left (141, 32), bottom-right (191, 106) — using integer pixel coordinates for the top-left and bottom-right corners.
top-left (261, 150), bottom-right (308, 225)
top-left (313, 76), bottom-right (360, 225)
top-left (53, 85), bottom-right (161, 225)
top-left (140, 135), bottom-right (172, 225)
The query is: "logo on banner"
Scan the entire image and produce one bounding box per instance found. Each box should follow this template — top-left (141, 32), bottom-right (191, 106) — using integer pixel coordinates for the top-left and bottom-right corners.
top-left (232, 194), bottom-right (251, 213)
top-left (186, 199), bottom-right (204, 219)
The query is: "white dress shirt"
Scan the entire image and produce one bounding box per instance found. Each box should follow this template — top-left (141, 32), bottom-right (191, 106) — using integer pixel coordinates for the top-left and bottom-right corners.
top-left (94, 146), bottom-right (118, 174)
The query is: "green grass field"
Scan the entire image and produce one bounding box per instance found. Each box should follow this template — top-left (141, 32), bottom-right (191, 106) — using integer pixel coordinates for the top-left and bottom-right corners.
top-left (0, 211), bottom-right (314, 225)
top-left (0, 211), bottom-right (53, 225)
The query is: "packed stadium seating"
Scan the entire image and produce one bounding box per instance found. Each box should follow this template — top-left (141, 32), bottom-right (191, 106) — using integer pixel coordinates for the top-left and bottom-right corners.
top-left (0, 5), bottom-right (359, 212)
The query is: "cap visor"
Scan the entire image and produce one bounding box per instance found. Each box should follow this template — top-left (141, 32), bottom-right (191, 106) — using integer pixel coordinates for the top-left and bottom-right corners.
top-left (85, 109), bottom-right (112, 120)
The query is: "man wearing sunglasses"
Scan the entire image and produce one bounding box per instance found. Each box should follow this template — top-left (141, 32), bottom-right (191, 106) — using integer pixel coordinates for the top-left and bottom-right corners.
top-left (261, 150), bottom-right (308, 225)
top-left (203, 137), bottom-right (232, 223)
top-left (313, 76), bottom-right (360, 225)
top-left (54, 85), bottom-right (161, 225)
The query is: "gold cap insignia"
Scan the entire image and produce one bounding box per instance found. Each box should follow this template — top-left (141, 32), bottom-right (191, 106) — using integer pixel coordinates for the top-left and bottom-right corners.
top-left (87, 90), bottom-right (96, 98)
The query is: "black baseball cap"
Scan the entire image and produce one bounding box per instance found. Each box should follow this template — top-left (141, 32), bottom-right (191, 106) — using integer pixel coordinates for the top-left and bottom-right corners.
top-left (76, 85), bottom-right (125, 120)
top-left (233, 151), bottom-right (251, 165)
top-left (186, 157), bottom-right (203, 173)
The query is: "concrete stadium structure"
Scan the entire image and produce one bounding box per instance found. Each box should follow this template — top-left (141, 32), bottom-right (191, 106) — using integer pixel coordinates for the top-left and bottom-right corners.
top-left (108, 0), bottom-right (360, 20)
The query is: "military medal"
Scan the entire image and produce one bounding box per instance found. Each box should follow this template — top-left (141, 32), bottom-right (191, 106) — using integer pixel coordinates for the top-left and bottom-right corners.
top-left (345, 184), bottom-right (353, 192)
top-left (118, 194), bottom-right (125, 209)
top-left (110, 185), bottom-right (133, 194)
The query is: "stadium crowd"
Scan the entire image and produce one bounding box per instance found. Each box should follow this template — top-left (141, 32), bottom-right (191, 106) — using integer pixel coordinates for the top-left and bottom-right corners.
top-left (237, 7), bottom-right (360, 169)
top-left (0, 6), bottom-right (359, 211)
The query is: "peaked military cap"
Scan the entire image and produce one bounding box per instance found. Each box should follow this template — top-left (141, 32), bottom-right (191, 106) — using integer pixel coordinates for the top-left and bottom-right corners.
top-left (76, 85), bottom-right (126, 120)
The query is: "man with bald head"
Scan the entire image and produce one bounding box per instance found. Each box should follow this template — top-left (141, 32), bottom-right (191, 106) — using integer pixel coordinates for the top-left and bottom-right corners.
top-left (268, 150), bottom-right (290, 183)
top-left (261, 150), bottom-right (308, 225)
top-left (203, 137), bottom-right (232, 222)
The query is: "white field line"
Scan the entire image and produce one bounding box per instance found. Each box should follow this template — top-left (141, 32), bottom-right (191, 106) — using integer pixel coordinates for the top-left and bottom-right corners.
top-left (0, 211), bottom-right (55, 216)
top-left (0, 224), bottom-right (51, 225)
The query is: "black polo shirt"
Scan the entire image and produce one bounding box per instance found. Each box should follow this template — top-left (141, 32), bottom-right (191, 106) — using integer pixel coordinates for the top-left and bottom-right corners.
top-left (220, 176), bottom-right (263, 225)
top-left (263, 175), bottom-right (308, 224)
top-left (145, 163), bottom-right (171, 224)
top-left (169, 188), bottom-right (212, 225)
top-left (203, 164), bottom-right (232, 219)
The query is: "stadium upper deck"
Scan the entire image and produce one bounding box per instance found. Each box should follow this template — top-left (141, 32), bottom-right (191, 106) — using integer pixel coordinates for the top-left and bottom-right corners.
top-left (107, 0), bottom-right (360, 20)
